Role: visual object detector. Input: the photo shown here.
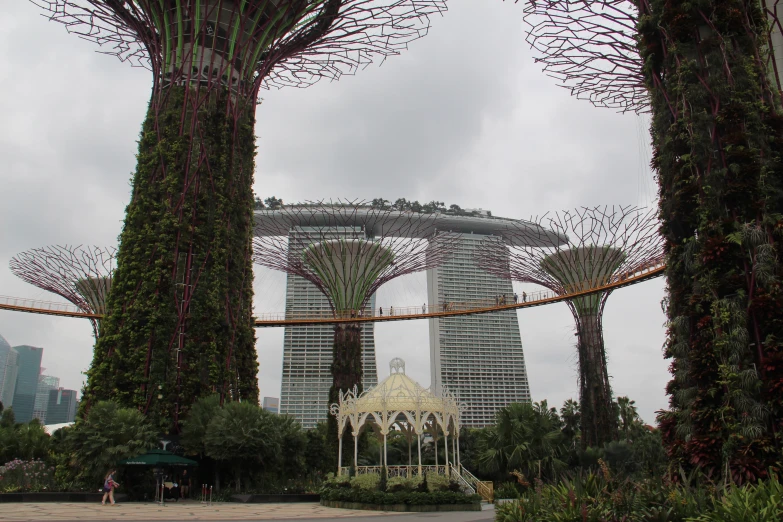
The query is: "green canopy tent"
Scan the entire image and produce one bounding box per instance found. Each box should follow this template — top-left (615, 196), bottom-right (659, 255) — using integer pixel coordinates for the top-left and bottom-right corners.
top-left (120, 449), bottom-right (197, 503)
top-left (120, 449), bottom-right (197, 467)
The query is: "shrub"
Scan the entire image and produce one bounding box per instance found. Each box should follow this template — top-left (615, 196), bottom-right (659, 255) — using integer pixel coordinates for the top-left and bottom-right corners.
top-left (425, 473), bottom-right (450, 492)
top-left (350, 473), bottom-right (380, 491)
top-left (495, 482), bottom-right (521, 499)
top-left (324, 472), bottom-right (351, 489)
top-left (692, 476), bottom-right (783, 522)
top-left (320, 487), bottom-right (481, 506)
top-left (0, 459), bottom-right (56, 493)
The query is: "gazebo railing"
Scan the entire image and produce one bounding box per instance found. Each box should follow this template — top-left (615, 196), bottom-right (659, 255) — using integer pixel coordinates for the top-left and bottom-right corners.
top-left (449, 466), bottom-right (475, 495)
top-left (460, 465), bottom-right (493, 502)
top-left (340, 465), bottom-right (448, 478)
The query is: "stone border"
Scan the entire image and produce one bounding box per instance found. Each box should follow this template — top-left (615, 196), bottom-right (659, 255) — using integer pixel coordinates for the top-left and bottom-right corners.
top-left (0, 492), bottom-right (129, 503)
top-left (320, 499), bottom-right (480, 512)
top-left (232, 494), bottom-right (320, 503)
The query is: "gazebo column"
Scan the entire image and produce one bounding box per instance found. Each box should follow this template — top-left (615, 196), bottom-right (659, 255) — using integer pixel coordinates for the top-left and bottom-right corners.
top-left (451, 433), bottom-right (456, 472)
top-left (443, 431), bottom-right (449, 473)
top-left (338, 432), bottom-right (343, 475)
top-left (383, 431), bottom-right (387, 468)
top-left (417, 432), bottom-right (422, 476)
top-left (353, 431), bottom-right (358, 469)
top-left (456, 432), bottom-right (461, 470)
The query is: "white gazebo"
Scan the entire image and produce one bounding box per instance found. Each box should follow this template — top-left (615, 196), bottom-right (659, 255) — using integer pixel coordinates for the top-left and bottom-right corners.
top-left (330, 358), bottom-right (463, 478)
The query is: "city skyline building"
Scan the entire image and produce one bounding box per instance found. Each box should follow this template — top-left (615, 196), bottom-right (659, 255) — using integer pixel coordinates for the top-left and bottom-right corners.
top-left (0, 336), bottom-right (17, 408)
top-left (46, 388), bottom-right (77, 424)
top-left (427, 233), bottom-right (530, 427)
top-left (279, 226), bottom-right (378, 429)
top-left (11, 345), bottom-right (43, 423)
top-left (33, 375), bottom-right (60, 424)
top-left (262, 396), bottom-right (280, 414)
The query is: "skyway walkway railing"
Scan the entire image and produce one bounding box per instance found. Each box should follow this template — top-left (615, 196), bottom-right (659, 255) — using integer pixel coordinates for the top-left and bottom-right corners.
top-left (0, 260), bottom-right (665, 326)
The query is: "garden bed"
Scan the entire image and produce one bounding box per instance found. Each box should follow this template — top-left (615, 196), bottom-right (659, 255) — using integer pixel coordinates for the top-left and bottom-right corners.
top-left (0, 492), bottom-right (129, 503)
top-left (320, 499), bottom-right (480, 512)
top-left (232, 493), bottom-right (320, 503)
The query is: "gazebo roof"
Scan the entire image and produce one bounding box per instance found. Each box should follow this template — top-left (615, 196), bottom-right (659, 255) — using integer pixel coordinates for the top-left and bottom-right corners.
top-left (332, 358), bottom-right (462, 436)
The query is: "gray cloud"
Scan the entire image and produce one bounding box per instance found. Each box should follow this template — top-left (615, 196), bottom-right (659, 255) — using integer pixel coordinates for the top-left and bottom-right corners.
top-left (0, 0), bottom-right (667, 423)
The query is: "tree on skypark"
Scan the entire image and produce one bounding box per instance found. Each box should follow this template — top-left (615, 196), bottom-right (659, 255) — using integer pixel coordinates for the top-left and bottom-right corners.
top-left (252, 202), bottom-right (459, 458)
top-left (30, 0), bottom-right (447, 430)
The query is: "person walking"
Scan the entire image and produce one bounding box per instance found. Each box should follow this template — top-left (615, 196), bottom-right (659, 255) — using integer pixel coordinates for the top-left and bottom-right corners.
top-left (101, 469), bottom-right (119, 505)
top-left (390, 306), bottom-right (394, 316)
top-left (514, 293), bottom-right (518, 304)
top-left (522, 291), bottom-right (527, 302)
top-left (422, 303), bottom-right (426, 314)
top-left (180, 469), bottom-right (191, 500)
top-left (379, 306), bottom-right (383, 316)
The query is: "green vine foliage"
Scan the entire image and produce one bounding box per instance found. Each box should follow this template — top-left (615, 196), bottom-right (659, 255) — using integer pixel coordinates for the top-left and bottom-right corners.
top-left (638, 0), bottom-right (783, 483)
top-left (327, 324), bottom-right (364, 465)
top-left (574, 313), bottom-right (617, 449)
top-left (83, 84), bottom-right (259, 431)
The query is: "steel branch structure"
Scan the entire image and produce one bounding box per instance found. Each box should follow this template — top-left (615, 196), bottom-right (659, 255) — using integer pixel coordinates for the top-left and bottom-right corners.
top-left (475, 206), bottom-right (662, 448)
top-left (523, 1), bottom-right (783, 112)
top-left (29, 0), bottom-right (447, 428)
top-left (253, 202), bottom-right (459, 316)
top-left (33, 0), bottom-right (448, 91)
top-left (253, 201), bottom-right (459, 454)
top-left (9, 245), bottom-right (116, 339)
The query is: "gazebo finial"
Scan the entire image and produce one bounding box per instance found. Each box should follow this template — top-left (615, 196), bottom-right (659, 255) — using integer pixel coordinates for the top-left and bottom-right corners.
top-left (390, 358), bottom-right (406, 374)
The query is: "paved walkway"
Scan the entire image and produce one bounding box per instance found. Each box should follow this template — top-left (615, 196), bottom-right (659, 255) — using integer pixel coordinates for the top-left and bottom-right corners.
top-left (0, 501), bottom-right (403, 521)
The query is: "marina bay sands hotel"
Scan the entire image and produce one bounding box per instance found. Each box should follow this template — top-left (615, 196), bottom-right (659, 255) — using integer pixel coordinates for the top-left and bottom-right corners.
top-left (255, 207), bottom-right (554, 428)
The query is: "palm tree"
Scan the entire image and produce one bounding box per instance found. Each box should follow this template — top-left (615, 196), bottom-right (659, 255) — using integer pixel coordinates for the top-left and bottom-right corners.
top-left (560, 399), bottom-right (581, 449)
top-left (476, 401), bottom-right (567, 481)
top-left (616, 396), bottom-right (641, 441)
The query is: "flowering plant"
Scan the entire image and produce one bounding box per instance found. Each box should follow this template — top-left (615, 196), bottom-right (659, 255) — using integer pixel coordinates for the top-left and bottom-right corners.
top-left (0, 459), bottom-right (56, 493)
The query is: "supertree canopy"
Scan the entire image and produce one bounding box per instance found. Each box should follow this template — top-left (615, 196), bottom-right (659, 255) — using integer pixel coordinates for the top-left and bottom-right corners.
top-left (31, 0), bottom-right (446, 429)
top-left (475, 206), bottom-right (662, 448)
top-left (253, 201), bottom-right (459, 455)
top-left (523, 1), bottom-right (783, 482)
top-left (9, 245), bottom-right (116, 339)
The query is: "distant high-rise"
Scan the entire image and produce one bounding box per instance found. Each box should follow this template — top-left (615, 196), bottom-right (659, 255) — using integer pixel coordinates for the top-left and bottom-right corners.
top-left (33, 375), bottom-right (60, 424)
top-left (11, 346), bottom-right (44, 423)
top-left (262, 396), bottom-right (280, 414)
top-left (280, 226), bottom-right (378, 429)
top-left (428, 232), bottom-right (530, 428)
top-left (46, 388), bottom-right (77, 424)
top-left (0, 335), bottom-right (18, 408)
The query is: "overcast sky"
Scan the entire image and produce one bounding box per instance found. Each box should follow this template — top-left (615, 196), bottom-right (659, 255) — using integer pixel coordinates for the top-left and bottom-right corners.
top-left (0, 1), bottom-right (667, 424)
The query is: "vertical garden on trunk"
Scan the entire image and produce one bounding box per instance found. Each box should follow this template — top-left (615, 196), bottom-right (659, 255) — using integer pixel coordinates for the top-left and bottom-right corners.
top-left (638, 0), bottom-right (783, 482)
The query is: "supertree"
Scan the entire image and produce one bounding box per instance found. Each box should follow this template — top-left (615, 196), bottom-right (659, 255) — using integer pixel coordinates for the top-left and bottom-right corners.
top-left (523, 0), bottom-right (783, 482)
top-left (252, 201), bottom-right (459, 454)
top-left (30, 0), bottom-right (447, 428)
top-left (9, 246), bottom-right (117, 339)
top-left (475, 206), bottom-right (662, 448)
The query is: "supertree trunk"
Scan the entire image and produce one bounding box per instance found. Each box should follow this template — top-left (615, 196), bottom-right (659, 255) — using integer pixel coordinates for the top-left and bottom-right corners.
top-left (574, 312), bottom-right (616, 448)
top-left (86, 84), bottom-right (258, 429)
top-left (638, 0), bottom-right (783, 483)
top-left (327, 324), bottom-right (364, 463)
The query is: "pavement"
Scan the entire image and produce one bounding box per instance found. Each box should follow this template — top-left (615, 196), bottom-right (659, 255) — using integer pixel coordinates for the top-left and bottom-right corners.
top-left (0, 501), bottom-right (495, 522)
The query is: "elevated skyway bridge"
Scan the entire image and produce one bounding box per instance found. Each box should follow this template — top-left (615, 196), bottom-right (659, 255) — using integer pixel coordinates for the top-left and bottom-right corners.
top-left (0, 260), bottom-right (665, 327)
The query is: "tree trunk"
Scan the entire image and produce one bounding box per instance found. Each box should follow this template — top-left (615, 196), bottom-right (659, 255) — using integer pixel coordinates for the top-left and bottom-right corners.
top-left (575, 313), bottom-right (616, 448)
top-left (327, 324), bottom-right (364, 463)
top-left (638, 0), bottom-right (783, 483)
top-left (84, 84), bottom-right (259, 430)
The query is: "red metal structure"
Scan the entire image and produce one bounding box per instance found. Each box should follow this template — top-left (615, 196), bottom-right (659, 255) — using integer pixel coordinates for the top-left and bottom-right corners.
top-left (29, 1), bottom-right (447, 428)
top-left (475, 206), bottom-right (662, 448)
top-left (9, 245), bottom-right (116, 339)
